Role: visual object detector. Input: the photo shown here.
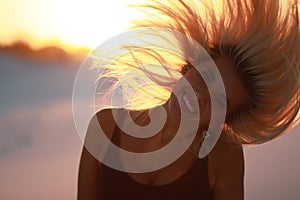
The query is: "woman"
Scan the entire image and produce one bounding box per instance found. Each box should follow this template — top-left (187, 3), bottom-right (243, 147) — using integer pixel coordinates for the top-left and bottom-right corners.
top-left (77, 0), bottom-right (299, 199)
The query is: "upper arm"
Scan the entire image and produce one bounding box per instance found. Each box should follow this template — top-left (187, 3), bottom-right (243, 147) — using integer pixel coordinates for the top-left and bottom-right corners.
top-left (78, 146), bottom-right (101, 200)
top-left (209, 139), bottom-right (244, 200)
top-left (77, 108), bottom-right (119, 200)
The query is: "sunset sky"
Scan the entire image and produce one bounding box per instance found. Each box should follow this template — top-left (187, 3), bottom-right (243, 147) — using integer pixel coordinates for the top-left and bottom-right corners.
top-left (1, 0), bottom-right (298, 52)
top-left (0, 0), bottom-right (143, 51)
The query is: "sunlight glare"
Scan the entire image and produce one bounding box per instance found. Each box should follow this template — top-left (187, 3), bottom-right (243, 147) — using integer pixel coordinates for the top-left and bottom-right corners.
top-left (0, 0), bottom-right (143, 50)
top-left (54, 0), bottom-right (142, 49)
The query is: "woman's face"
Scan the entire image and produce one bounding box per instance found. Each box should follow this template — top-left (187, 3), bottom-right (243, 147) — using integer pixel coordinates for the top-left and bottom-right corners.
top-left (166, 56), bottom-right (249, 129)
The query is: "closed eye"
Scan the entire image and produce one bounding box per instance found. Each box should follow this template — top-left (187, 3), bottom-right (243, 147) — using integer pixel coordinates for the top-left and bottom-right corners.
top-left (181, 63), bottom-right (193, 74)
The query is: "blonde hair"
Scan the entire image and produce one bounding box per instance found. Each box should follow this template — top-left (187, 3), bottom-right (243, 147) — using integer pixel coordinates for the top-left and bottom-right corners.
top-left (93, 0), bottom-right (299, 145)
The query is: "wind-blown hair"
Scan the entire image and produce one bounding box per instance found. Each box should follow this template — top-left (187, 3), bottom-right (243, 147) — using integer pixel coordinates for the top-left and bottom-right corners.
top-left (94, 0), bottom-right (299, 145)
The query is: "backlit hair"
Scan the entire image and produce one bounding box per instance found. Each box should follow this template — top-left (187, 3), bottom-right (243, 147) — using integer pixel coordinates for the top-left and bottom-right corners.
top-left (94, 0), bottom-right (299, 145)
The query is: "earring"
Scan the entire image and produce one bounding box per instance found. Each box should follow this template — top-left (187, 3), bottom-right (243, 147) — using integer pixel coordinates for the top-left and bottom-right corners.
top-left (202, 130), bottom-right (210, 139)
top-left (198, 130), bottom-right (210, 157)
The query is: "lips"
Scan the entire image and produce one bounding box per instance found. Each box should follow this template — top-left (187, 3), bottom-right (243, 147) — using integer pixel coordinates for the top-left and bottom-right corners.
top-left (180, 88), bottom-right (200, 115)
top-left (182, 92), bottom-right (196, 113)
top-left (170, 80), bottom-right (202, 117)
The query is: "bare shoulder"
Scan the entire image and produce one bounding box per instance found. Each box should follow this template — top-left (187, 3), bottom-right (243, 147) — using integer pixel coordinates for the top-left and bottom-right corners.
top-left (208, 134), bottom-right (244, 200)
top-left (209, 136), bottom-right (244, 168)
top-left (83, 108), bottom-right (125, 153)
top-left (89, 108), bottom-right (126, 137)
top-left (94, 108), bottom-right (117, 136)
top-left (78, 108), bottom-right (126, 200)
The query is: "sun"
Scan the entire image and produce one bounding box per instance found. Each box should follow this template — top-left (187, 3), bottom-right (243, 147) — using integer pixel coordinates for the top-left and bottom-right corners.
top-left (53, 0), bottom-right (143, 49)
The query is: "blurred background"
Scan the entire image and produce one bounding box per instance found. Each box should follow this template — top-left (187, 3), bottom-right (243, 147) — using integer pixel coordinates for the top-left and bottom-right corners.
top-left (0, 0), bottom-right (299, 199)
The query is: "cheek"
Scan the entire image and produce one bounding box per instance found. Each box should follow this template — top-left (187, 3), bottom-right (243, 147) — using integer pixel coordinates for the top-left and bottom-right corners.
top-left (167, 92), bottom-right (181, 119)
top-left (198, 100), bottom-right (211, 126)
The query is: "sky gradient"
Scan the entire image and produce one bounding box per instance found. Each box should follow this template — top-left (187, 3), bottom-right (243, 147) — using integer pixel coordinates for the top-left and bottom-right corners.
top-left (0, 0), bottom-right (143, 50)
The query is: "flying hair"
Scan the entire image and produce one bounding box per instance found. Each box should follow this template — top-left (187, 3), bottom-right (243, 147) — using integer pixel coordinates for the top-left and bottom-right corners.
top-left (93, 0), bottom-right (299, 145)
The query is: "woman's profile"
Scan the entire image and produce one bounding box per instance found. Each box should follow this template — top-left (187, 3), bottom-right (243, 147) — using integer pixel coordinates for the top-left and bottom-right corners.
top-left (77, 0), bottom-right (299, 199)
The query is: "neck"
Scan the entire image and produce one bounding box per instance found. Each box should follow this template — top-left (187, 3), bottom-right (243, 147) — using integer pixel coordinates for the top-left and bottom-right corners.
top-left (128, 105), bottom-right (208, 153)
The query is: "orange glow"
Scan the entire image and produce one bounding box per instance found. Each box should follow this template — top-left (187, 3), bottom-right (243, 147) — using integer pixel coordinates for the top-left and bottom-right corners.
top-left (0, 0), bottom-right (298, 52)
top-left (0, 0), bottom-right (143, 52)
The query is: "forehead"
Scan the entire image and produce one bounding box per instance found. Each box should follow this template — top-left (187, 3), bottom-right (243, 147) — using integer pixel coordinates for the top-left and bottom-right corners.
top-left (212, 56), bottom-right (248, 112)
